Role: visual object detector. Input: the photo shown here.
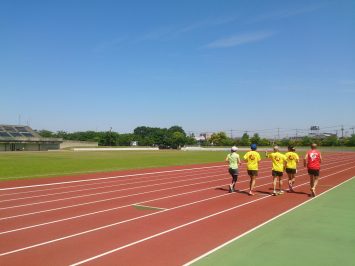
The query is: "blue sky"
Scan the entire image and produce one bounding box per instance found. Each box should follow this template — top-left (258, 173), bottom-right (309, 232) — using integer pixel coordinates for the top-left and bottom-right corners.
top-left (1, 0), bottom-right (354, 137)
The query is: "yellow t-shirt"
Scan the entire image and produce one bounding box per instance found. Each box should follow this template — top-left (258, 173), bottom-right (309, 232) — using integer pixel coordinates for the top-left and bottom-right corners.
top-left (267, 152), bottom-right (287, 172)
top-left (226, 153), bottom-right (240, 169)
top-left (243, 151), bottom-right (261, 170)
top-left (284, 151), bottom-right (299, 169)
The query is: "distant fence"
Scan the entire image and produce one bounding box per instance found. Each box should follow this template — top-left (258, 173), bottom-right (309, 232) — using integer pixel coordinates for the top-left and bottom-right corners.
top-left (73, 147), bottom-right (159, 151)
top-left (60, 140), bottom-right (98, 149)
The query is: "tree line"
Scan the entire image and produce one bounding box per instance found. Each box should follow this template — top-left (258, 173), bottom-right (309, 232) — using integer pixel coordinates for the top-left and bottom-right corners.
top-left (206, 132), bottom-right (355, 147)
top-left (37, 127), bottom-right (355, 148)
top-left (37, 126), bottom-right (195, 148)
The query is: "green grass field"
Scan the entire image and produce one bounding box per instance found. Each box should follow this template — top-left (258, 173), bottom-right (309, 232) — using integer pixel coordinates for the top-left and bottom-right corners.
top-left (0, 149), bottom-right (309, 181)
top-left (0, 150), bottom-right (231, 180)
top-left (192, 177), bottom-right (355, 266)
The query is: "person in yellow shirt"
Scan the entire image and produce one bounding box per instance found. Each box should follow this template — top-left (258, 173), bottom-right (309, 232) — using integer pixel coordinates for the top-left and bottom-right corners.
top-left (265, 146), bottom-right (287, 196)
top-left (284, 145), bottom-right (299, 192)
top-left (243, 144), bottom-right (261, 196)
top-left (225, 146), bottom-right (242, 193)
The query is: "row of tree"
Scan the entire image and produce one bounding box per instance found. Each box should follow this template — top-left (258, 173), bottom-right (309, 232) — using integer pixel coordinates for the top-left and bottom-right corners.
top-left (206, 132), bottom-right (355, 147)
top-left (37, 126), bottom-right (195, 148)
top-left (37, 127), bottom-right (355, 148)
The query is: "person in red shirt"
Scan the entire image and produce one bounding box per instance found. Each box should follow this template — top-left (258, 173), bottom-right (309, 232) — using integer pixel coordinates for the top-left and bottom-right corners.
top-left (304, 143), bottom-right (322, 197)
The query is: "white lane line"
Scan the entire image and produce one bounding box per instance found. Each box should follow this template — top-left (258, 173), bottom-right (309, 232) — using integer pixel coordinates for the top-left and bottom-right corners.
top-left (0, 173), bottom-right (227, 210)
top-left (0, 167), bottom-right (224, 198)
top-left (0, 169), bottom-right (280, 233)
top-left (1, 165), bottom-right (354, 259)
top-left (0, 165), bottom-right (225, 191)
top-left (0, 158), bottom-right (350, 222)
top-left (183, 175), bottom-right (355, 266)
top-left (0, 158), bottom-right (349, 210)
top-left (1, 154), bottom-right (349, 198)
top-left (0, 159), bottom-right (345, 221)
top-left (1, 154), bottom-right (349, 197)
top-left (0, 178), bottom-right (230, 233)
top-left (70, 167), bottom-right (355, 266)
top-left (0, 168), bottom-right (224, 203)
top-left (0, 175), bottom-right (228, 221)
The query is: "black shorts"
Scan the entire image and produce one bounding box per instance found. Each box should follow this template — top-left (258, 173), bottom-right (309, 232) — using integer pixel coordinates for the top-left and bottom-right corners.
top-left (286, 168), bottom-right (297, 174)
top-left (247, 170), bottom-right (258, 177)
top-left (229, 168), bottom-right (239, 182)
top-left (308, 169), bottom-right (320, 176)
top-left (272, 170), bottom-right (283, 177)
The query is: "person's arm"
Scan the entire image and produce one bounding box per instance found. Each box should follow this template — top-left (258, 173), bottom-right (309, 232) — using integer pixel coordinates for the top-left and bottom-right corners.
top-left (319, 152), bottom-right (322, 164)
top-left (243, 153), bottom-right (248, 162)
top-left (284, 154), bottom-right (287, 168)
top-left (237, 155), bottom-right (242, 166)
top-left (303, 153), bottom-right (308, 167)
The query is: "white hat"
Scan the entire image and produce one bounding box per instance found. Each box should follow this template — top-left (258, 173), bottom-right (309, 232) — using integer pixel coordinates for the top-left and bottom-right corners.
top-left (231, 146), bottom-right (238, 152)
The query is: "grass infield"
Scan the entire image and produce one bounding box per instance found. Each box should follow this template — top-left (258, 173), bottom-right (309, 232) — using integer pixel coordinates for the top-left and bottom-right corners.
top-left (0, 149), bottom-right (306, 181)
top-left (0, 150), bottom-right (230, 180)
top-left (192, 177), bottom-right (355, 266)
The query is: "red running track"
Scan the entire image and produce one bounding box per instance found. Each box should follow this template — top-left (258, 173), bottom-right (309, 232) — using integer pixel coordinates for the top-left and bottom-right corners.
top-left (0, 153), bottom-right (355, 265)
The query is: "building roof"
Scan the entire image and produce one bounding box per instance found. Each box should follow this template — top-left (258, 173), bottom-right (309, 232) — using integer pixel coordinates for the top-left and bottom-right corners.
top-left (0, 124), bottom-right (62, 143)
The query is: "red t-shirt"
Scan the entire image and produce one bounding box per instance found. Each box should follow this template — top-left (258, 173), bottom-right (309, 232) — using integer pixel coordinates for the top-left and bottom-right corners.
top-left (306, 150), bottom-right (321, 170)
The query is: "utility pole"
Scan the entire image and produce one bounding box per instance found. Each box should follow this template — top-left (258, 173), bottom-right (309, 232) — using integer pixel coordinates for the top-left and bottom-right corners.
top-left (350, 127), bottom-right (355, 135)
top-left (341, 125), bottom-right (344, 138)
top-left (109, 127), bottom-right (112, 146)
top-left (277, 128), bottom-right (280, 140)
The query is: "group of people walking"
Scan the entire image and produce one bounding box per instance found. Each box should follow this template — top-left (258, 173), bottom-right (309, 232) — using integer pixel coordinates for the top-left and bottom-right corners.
top-left (225, 143), bottom-right (322, 197)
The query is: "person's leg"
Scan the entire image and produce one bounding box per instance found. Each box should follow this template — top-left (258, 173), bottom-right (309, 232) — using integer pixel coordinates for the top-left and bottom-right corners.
top-left (228, 169), bottom-right (234, 192)
top-left (230, 175), bottom-right (238, 192)
top-left (291, 173), bottom-right (296, 187)
top-left (309, 174), bottom-right (315, 196)
top-left (249, 175), bottom-right (256, 195)
top-left (272, 173), bottom-right (277, 195)
top-left (287, 173), bottom-right (293, 190)
top-left (278, 175), bottom-right (283, 193)
top-left (312, 174), bottom-right (319, 196)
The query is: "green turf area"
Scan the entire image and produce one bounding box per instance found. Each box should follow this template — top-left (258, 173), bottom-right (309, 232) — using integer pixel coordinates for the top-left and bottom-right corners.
top-left (192, 177), bottom-right (355, 266)
top-left (0, 150), bottom-right (233, 180)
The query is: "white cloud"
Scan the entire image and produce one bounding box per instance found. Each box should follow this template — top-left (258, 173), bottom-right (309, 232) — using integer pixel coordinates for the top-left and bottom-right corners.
top-left (205, 31), bottom-right (276, 48)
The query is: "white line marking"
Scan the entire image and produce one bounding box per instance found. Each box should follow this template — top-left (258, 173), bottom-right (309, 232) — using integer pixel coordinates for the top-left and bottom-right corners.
top-left (0, 165), bottom-right (225, 191)
top-left (1, 165), bottom-right (353, 260)
top-left (0, 168), bottom-right (223, 203)
top-left (0, 158), bottom-right (352, 237)
top-left (0, 158), bottom-right (348, 211)
top-left (0, 173), bottom-right (226, 210)
top-left (0, 158), bottom-right (346, 222)
top-left (70, 167), bottom-right (355, 266)
top-left (183, 176), bottom-right (355, 265)
top-left (0, 167), bottom-right (224, 198)
top-left (0, 175), bottom-right (227, 221)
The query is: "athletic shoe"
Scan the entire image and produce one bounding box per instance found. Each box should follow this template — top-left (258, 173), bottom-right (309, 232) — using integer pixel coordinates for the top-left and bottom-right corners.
top-left (288, 187), bottom-right (295, 193)
top-left (278, 190), bottom-right (284, 195)
top-left (229, 185), bottom-right (233, 193)
top-left (310, 189), bottom-right (316, 197)
top-left (271, 191), bottom-right (277, 196)
top-left (248, 190), bottom-right (255, 196)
